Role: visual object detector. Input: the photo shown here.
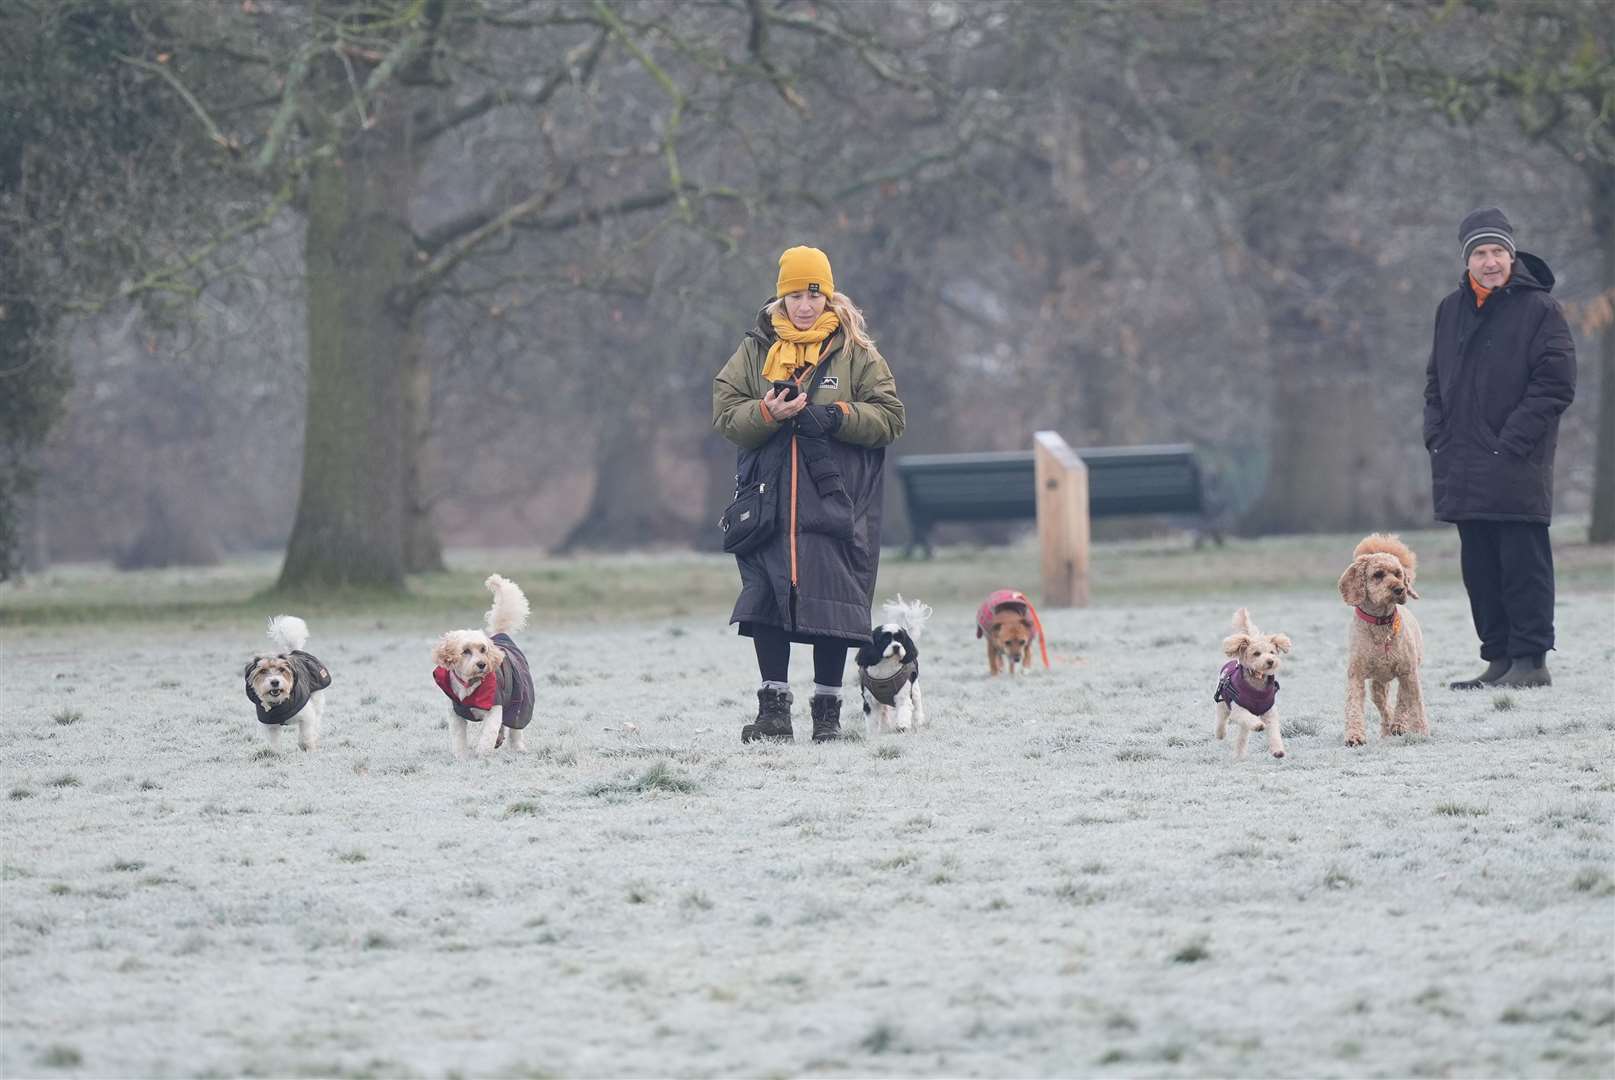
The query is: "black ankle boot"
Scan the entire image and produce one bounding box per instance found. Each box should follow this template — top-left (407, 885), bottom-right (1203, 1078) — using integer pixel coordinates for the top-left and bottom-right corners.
top-left (1493, 653), bottom-right (1552, 688)
top-left (810, 694), bottom-right (843, 742)
top-left (1450, 658), bottom-right (1510, 690)
top-left (742, 688), bottom-right (794, 743)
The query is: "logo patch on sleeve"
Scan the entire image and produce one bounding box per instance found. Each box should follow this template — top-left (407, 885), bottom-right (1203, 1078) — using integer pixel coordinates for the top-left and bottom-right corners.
top-left (820, 376), bottom-right (839, 390)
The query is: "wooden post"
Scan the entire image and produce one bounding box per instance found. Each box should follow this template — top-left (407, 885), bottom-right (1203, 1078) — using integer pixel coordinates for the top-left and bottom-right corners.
top-left (1034, 431), bottom-right (1090, 607)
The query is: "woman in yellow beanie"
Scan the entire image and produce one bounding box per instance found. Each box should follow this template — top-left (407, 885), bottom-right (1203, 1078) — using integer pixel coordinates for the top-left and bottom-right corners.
top-left (712, 246), bottom-right (906, 743)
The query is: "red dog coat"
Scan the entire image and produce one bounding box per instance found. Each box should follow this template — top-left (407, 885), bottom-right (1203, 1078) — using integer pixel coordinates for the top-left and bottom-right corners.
top-left (974, 589), bottom-right (1051, 669)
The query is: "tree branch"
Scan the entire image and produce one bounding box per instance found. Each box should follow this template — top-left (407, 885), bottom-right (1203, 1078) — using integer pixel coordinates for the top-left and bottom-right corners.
top-left (62, 181), bottom-right (296, 314)
top-left (116, 54), bottom-right (241, 155)
top-left (746, 0), bottom-right (809, 114)
top-left (406, 182), bottom-right (746, 307)
top-left (355, 23), bottom-right (431, 121)
top-left (416, 28), bottom-right (608, 144)
top-left (766, 6), bottom-right (934, 96)
top-left (253, 44), bottom-right (316, 172)
top-left (591, 0), bottom-right (694, 221)
top-left (401, 168), bottom-right (580, 307)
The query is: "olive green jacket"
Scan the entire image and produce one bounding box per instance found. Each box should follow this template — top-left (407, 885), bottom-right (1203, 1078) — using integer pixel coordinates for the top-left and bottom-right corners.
top-left (711, 306), bottom-right (906, 643)
top-left (711, 313), bottom-right (905, 450)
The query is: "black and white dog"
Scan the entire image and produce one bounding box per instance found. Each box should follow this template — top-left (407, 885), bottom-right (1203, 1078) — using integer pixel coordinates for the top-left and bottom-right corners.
top-left (856, 596), bottom-right (931, 734)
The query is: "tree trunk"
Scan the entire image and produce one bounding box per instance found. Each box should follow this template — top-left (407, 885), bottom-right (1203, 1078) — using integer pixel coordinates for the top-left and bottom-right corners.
top-left (558, 409), bottom-right (688, 552)
top-left (21, 483), bottom-right (48, 573)
top-left (1251, 300), bottom-right (1365, 532)
top-left (402, 340), bottom-right (446, 572)
top-left (1589, 168), bottom-right (1615, 544)
top-left (276, 128), bottom-right (418, 591)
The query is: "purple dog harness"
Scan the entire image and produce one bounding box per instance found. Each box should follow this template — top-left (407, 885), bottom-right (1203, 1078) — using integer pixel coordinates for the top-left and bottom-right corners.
top-left (1213, 659), bottom-right (1279, 716)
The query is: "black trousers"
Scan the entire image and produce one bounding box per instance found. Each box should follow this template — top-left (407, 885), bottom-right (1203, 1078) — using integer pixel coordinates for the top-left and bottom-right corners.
top-left (1456, 520), bottom-right (1555, 659)
top-left (752, 624), bottom-right (850, 688)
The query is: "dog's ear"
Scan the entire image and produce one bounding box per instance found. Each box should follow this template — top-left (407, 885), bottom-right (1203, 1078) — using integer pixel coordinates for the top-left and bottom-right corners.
top-left (856, 641), bottom-right (881, 668)
top-left (1338, 556), bottom-right (1367, 606)
top-left (897, 630), bottom-right (917, 662)
top-left (485, 640), bottom-right (506, 670)
top-left (1403, 564), bottom-right (1420, 600)
top-left (243, 657), bottom-right (261, 683)
top-left (1270, 633), bottom-right (1293, 654)
top-left (1221, 632), bottom-right (1250, 658)
top-left (432, 634), bottom-right (459, 668)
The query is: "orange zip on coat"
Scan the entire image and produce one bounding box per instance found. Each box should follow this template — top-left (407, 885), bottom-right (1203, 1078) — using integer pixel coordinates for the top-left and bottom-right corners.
top-left (789, 435), bottom-right (799, 585)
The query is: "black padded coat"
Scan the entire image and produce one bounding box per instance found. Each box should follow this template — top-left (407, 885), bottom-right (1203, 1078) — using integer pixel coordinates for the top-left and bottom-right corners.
top-left (1424, 252), bottom-right (1576, 524)
top-left (712, 306), bottom-right (905, 644)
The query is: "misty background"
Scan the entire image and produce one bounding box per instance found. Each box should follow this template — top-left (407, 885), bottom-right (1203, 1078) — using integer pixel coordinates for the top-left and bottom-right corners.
top-left (2, 0), bottom-right (1610, 588)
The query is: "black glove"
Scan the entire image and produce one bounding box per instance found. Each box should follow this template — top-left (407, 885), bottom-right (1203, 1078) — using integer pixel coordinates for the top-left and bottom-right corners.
top-left (794, 403), bottom-right (844, 439)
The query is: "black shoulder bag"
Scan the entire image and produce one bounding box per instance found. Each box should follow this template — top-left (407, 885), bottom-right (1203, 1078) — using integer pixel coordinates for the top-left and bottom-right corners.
top-left (719, 463), bottom-right (779, 556)
top-left (718, 354), bottom-right (837, 555)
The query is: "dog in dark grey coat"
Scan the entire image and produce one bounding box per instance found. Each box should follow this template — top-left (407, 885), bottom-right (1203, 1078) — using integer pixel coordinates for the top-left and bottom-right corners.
top-left (244, 615), bottom-right (331, 752)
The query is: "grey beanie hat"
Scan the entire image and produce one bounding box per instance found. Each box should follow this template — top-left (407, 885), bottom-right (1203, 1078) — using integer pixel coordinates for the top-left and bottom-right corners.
top-left (1460, 206), bottom-right (1516, 261)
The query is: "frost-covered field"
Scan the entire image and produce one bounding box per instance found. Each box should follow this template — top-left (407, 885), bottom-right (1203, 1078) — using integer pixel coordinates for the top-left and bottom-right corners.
top-left (3, 556), bottom-right (1613, 1077)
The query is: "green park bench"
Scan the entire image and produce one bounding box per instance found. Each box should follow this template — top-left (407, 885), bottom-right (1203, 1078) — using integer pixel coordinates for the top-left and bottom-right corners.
top-left (896, 443), bottom-right (1212, 558)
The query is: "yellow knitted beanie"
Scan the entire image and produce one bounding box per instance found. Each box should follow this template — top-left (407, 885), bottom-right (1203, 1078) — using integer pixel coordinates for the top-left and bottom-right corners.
top-left (775, 245), bottom-right (835, 299)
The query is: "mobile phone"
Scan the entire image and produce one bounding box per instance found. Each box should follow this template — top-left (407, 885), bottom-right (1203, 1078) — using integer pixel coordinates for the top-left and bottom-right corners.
top-left (769, 380), bottom-right (800, 401)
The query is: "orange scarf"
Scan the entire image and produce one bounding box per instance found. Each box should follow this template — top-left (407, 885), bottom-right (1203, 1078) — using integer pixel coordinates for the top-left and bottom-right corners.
top-left (1469, 271), bottom-right (1496, 308)
top-left (762, 308), bottom-right (840, 384)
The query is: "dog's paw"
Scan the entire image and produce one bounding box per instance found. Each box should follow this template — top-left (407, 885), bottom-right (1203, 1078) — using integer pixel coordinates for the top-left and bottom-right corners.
top-left (1272, 749), bottom-right (1285, 758)
top-left (1344, 733), bottom-right (1366, 747)
top-left (1250, 720), bottom-right (1265, 732)
top-left (1388, 723), bottom-right (1406, 736)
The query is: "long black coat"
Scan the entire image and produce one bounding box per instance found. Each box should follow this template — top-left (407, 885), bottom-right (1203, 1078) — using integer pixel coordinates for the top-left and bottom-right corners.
top-left (712, 308), bottom-right (905, 644)
top-left (1423, 252), bottom-right (1576, 524)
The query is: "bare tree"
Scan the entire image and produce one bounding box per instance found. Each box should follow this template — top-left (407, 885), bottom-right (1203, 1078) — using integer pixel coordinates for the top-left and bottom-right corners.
top-left (0, 0), bottom-right (228, 577)
top-left (71, 0), bottom-right (997, 586)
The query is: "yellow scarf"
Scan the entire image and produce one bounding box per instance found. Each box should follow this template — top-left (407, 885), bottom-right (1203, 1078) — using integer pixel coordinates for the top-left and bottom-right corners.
top-left (762, 308), bottom-right (840, 384)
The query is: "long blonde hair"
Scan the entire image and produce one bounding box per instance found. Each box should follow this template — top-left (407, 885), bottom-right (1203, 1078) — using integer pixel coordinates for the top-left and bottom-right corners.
top-left (766, 291), bottom-right (876, 352)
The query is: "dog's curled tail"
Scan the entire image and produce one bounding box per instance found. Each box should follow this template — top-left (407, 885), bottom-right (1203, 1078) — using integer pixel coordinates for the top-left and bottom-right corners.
top-left (484, 574), bottom-right (531, 635)
top-left (882, 594), bottom-right (934, 640)
top-left (1231, 607), bottom-right (1254, 634)
top-left (266, 615), bottom-right (309, 653)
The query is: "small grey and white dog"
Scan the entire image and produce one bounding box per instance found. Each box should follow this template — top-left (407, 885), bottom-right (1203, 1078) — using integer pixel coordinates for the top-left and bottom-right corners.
top-left (856, 596), bottom-right (931, 735)
top-left (243, 615), bottom-right (331, 752)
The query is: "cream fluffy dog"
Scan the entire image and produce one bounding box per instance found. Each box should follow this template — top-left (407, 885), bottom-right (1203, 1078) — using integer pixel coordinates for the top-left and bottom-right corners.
top-left (1213, 607), bottom-right (1291, 759)
top-left (431, 575), bottom-right (536, 757)
top-left (1338, 533), bottom-right (1427, 745)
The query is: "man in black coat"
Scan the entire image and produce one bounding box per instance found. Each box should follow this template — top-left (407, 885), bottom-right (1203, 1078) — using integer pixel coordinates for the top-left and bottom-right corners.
top-left (1425, 207), bottom-right (1576, 688)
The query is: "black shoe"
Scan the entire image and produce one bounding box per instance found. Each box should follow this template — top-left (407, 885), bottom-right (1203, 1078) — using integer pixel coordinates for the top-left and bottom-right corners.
top-left (810, 694), bottom-right (843, 742)
top-left (1493, 654), bottom-right (1552, 689)
top-left (1450, 658), bottom-right (1510, 691)
top-left (742, 688), bottom-right (794, 743)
